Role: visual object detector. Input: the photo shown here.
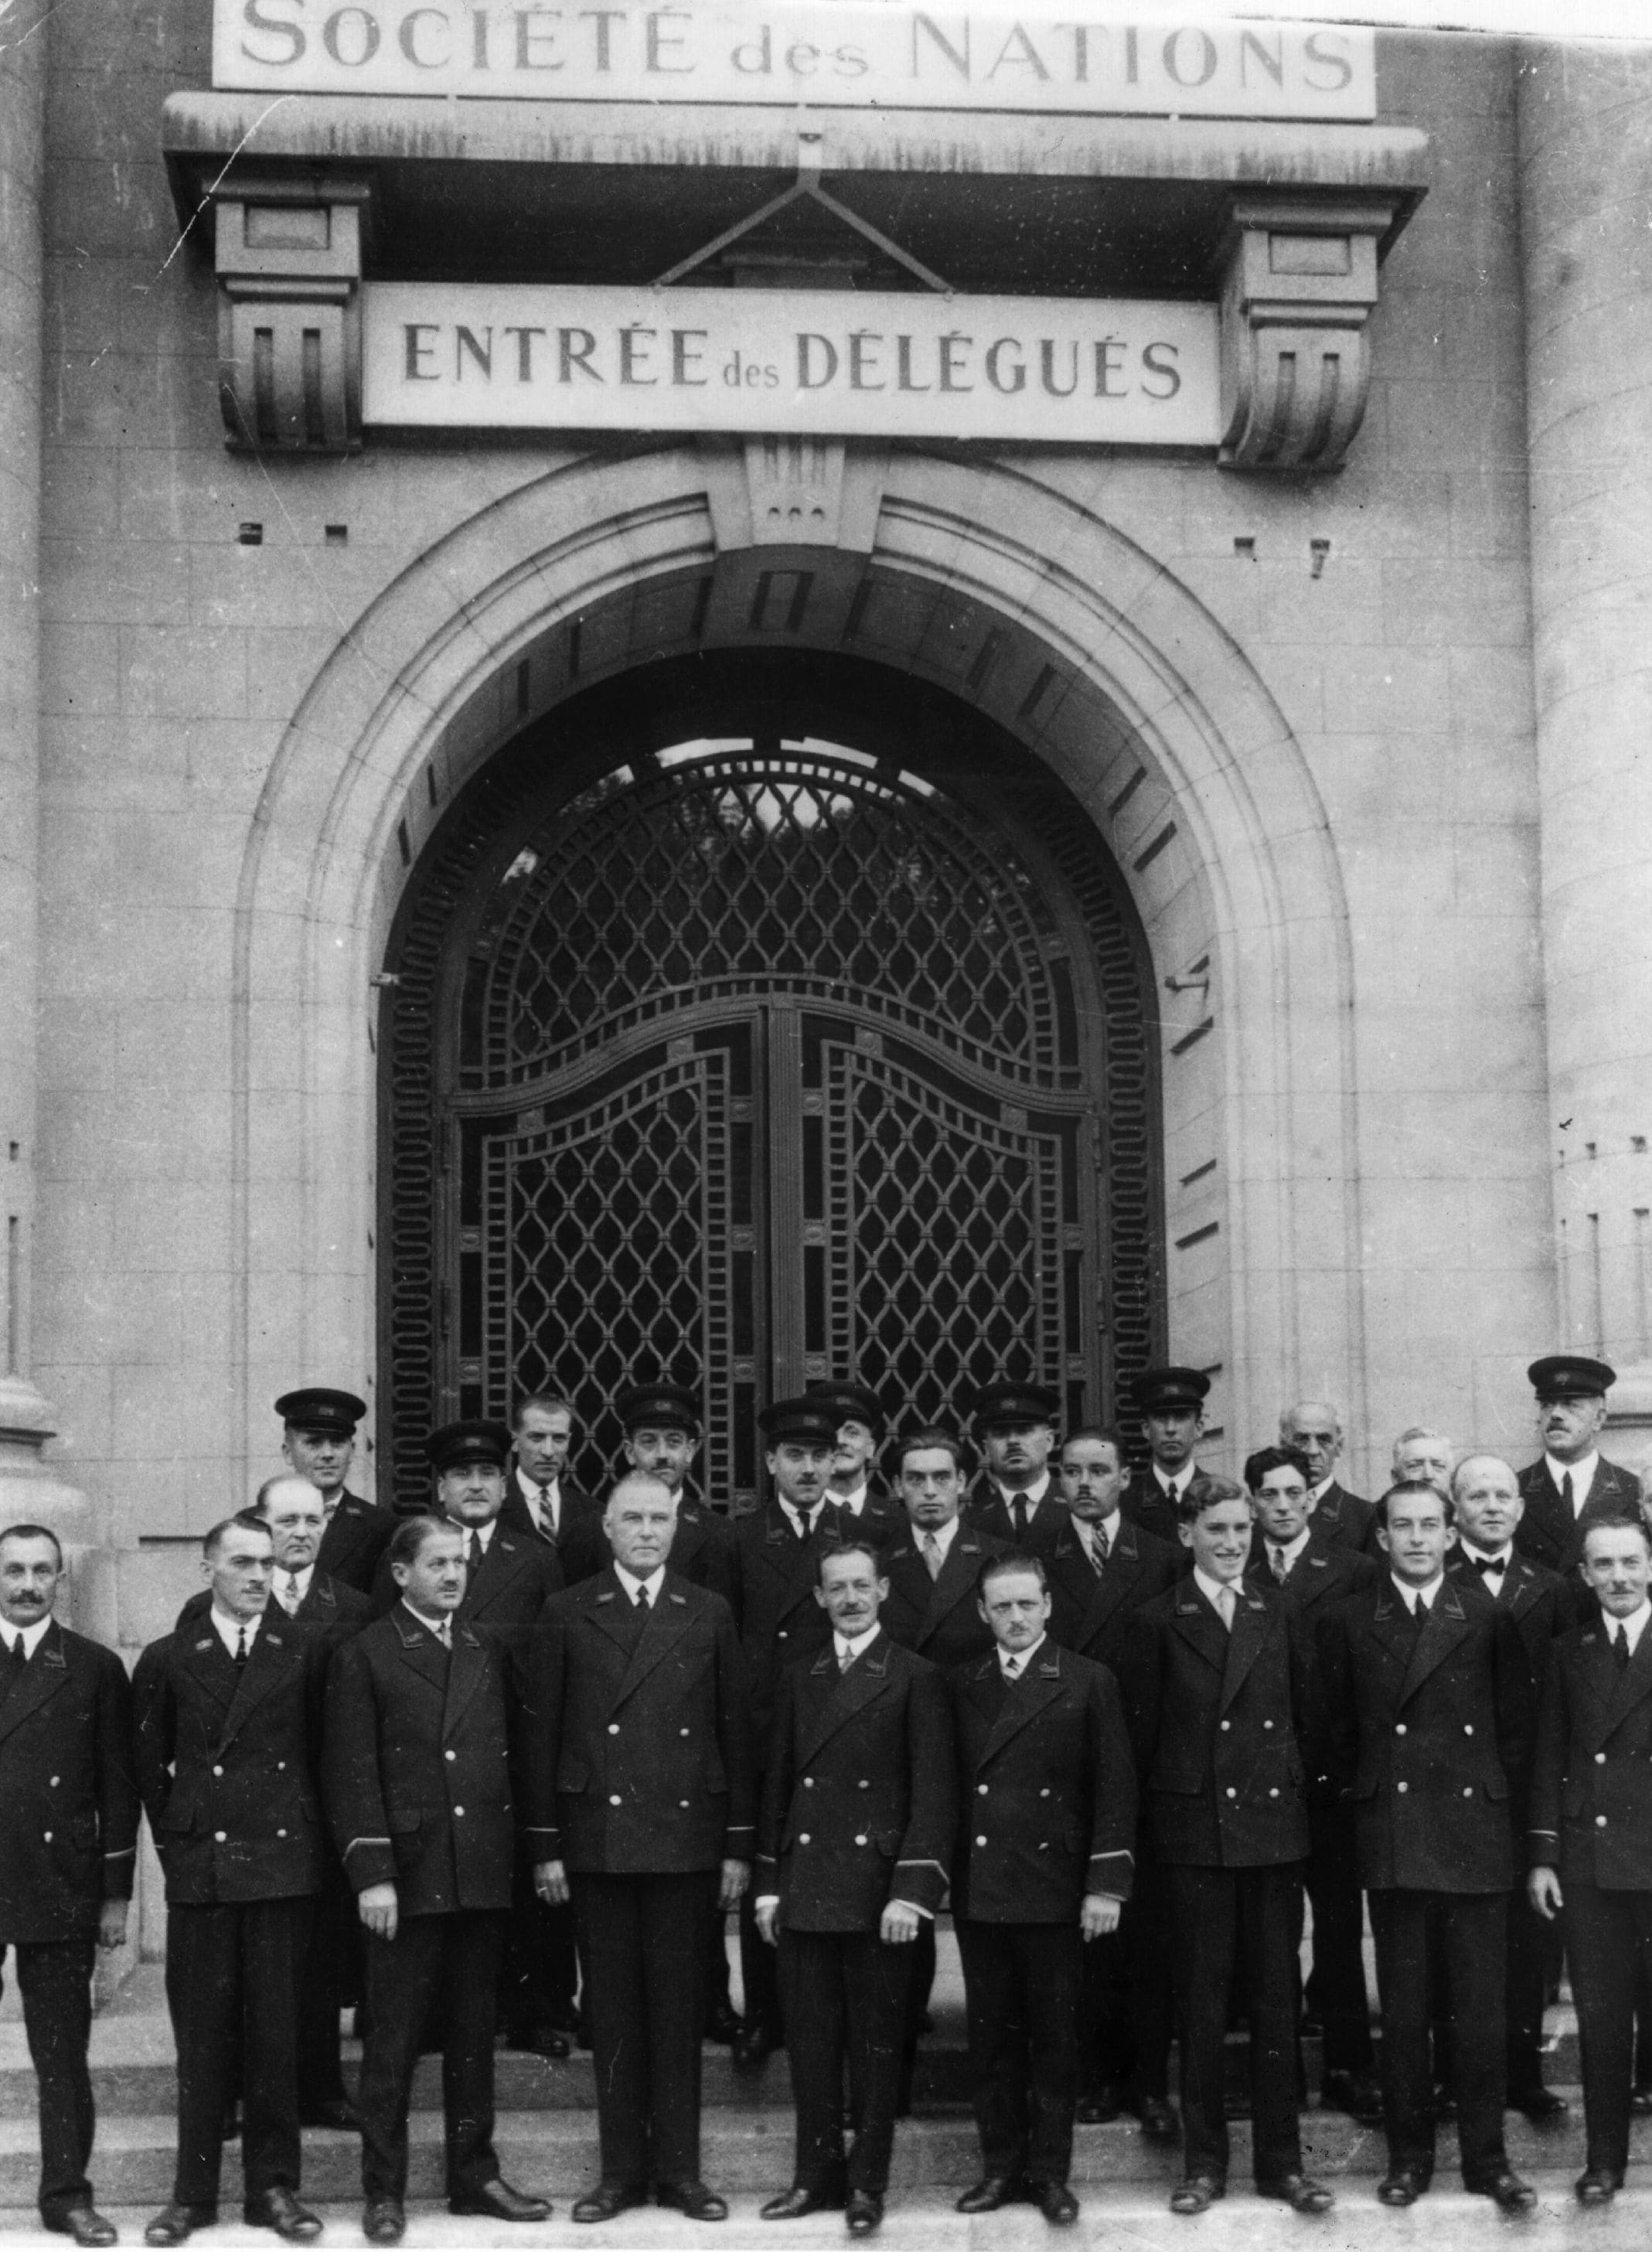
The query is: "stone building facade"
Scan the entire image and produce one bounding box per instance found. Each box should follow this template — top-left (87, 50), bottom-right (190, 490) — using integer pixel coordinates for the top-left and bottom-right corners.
top-left (0, 5), bottom-right (1649, 1671)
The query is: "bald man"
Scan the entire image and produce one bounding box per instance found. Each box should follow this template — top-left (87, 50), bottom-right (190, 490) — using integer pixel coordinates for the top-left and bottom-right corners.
top-left (1278, 1402), bottom-right (1372, 1549)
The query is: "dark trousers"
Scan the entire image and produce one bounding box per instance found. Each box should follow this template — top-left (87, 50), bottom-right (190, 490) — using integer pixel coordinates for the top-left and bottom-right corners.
top-left (2, 1937), bottom-right (97, 2220)
top-left (1565, 1881), bottom-right (1652, 2179)
top-left (739, 1882), bottom-right (782, 2039)
top-left (501, 1858), bottom-right (577, 2035)
top-left (164, 1896), bottom-right (312, 2208)
top-left (956, 1918), bottom-right (1083, 2187)
top-left (1368, 1887), bottom-right (1508, 2186)
top-left (1081, 1858), bottom-right (1173, 2101)
top-left (778, 1929), bottom-right (912, 2195)
top-left (572, 1869), bottom-right (717, 2189)
top-left (1296, 1809), bottom-right (1374, 2076)
top-left (295, 1872), bottom-right (353, 2104)
top-left (358, 1909), bottom-right (507, 2201)
top-left (1163, 1862), bottom-right (1303, 2183)
top-left (1504, 1882), bottom-right (1552, 2097)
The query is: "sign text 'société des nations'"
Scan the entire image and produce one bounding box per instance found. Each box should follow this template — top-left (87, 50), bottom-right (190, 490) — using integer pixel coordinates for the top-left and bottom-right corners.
top-left (362, 285), bottom-right (1219, 444)
top-left (216, 2), bottom-right (1376, 118)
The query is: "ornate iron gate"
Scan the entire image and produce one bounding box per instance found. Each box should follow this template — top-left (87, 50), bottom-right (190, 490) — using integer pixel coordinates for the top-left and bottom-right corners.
top-left (383, 709), bottom-right (1161, 1511)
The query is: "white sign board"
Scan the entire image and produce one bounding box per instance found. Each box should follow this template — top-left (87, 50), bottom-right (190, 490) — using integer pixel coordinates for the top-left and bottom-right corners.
top-left (362, 284), bottom-right (1221, 445)
top-left (217, 3), bottom-right (1375, 118)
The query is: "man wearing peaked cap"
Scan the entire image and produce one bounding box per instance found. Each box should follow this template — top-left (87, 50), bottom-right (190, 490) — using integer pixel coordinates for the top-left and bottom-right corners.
top-left (809, 1382), bottom-right (901, 1550)
top-left (562, 1382), bottom-right (739, 1610)
top-left (1129, 1369), bottom-right (1211, 1548)
top-left (1514, 1357), bottom-right (1644, 1576)
top-left (966, 1383), bottom-right (1064, 1556)
top-left (275, 1387), bottom-right (396, 1596)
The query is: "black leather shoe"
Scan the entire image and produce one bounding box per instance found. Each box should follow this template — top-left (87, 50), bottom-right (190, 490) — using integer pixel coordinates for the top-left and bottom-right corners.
top-left (845, 2192), bottom-right (883, 2236)
top-left (244, 2190), bottom-right (322, 2243)
top-left (1257, 2175), bottom-right (1335, 2215)
top-left (299, 2096), bottom-right (360, 2130)
top-left (1470, 2171), bottom-right (1537, 2213)
top-left (449, 2179), bottom-right (552, 2222)
top-left (46, 2212), bottom-right (118, 2247)
top-left (572, 2183), bottom-right (649, 2224)
top-left (1077, 2084), bottom-right (1122, 2124)
top-left (654, 2181), bottom-right (729, 2222)
top-left (1575, 2169), bottom-right (1622, 2206)
top-left (760, 2186), bottom-right (846, 2220)
top-left (1377, 2172), bottom-right (1428, 2207)
top-left (1136, 2095), bottom-right (1179, 2143)
top-left (955, 2178), bottom-right (1020, 2214)
top-left (144, 2211), bottom-right (216, 2248)
top-left (1031, 2181), bottom-right (1079, 2226)
top-left (734, 2023), bottom-right (779, 2070)
top-left (361, 2199), bottom-right (404, 2245)
top-left (706, 2000), bottom-right (742, 2045)
top-left (1512, 2086), bottom-right (1569, 2123)
top-left (506, 2022), bottom-right (571, 2060)
top-left (1169, 2176), bottom-right (1225, 2216)
top-left (1320, 2070), bottom-right (1384, 2125)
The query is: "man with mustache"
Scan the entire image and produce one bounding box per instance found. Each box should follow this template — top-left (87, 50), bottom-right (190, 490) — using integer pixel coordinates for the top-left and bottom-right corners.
top-left (1515, 1356), bottom-right (1644, 1575)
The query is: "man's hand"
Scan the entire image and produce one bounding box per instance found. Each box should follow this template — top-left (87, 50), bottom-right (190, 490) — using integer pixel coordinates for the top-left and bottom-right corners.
top-left (359, 1882), bottom-right (399, 1942)
top-left (1528, 1867), bottom-right (1563, 1922)
top-left (719, 1858), bottom-right (750, 1911)
top-left (97, 1899), bottom-right (128, 1952)
top-left (880, 1900), bottom-right (921, 1945)
top-left (535, 1858), bottom-right (569, 1906)
top-left (754, 1898), bottom-right (781, 1946)
top-left (1081, 1892), bottom-right (1122, 1940)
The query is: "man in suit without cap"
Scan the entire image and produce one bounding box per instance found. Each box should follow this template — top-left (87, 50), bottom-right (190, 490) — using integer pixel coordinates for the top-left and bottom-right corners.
top-left (0, 1522), bottom-right (138, 2249)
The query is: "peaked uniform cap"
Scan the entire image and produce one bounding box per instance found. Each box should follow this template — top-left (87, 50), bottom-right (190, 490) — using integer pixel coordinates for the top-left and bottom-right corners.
top-left (274, 1386), bottom-right (366, 1433)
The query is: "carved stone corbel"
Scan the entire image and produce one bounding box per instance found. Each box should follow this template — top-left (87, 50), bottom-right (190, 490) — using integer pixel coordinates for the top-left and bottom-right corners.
top-left (1218, 196), bottom-right (1399, 472)
top-left (213, 179), bottom-right (371, 453)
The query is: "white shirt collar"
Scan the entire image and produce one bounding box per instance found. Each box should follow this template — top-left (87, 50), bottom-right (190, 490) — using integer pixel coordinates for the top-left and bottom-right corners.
top-left (401, 1599), bottom-right (451, 1644)
top-left (777, 1497), bottom-right (826, 1539)
top-left (914, 1514), bottom-right (960, 1558)
top-left (1000, 1630), bottom-right (1047, 1678)
top-left (1267, 1525), bottom-right (1313, 1572)
top-left (1156, 1464), bottom-right (1192, 1496)
top-left (453, 1517), bottom-right (496, 1553)
top-left (1459, 1541), bottom-right (1512, 1572)
top-left (834, 1623), bottom-right (880, 1664)
top-left (516, 1466), bottom-right (560, 1528)
top-left (834, 1484), bottom-right (869, 1515)
top-left (1076, 1510), bottom-right (1119, 1558)
top-left (993, 1470), bottom-right (1052, 1511)
top-left (1308, 1475), bottom-right (1337, 1502)
top-left (3, 1614), bottom-right (53, 1659)
top-left (275, 1562), bottom-right (314, 1608)
top-left (1546, 1451), bottom-right (1599, 1509)
top-left (1391, 1570), bottom-right (1445, 1613)
top-left (209, 1605), bottom-right (261, 1656)
top-left (1609, 1601), bottom-right (1652, 1654)
top-left (614, 1561), bottom-right (666, 1604)
top-left (1192, 1565), bottom-right (1238, 1609)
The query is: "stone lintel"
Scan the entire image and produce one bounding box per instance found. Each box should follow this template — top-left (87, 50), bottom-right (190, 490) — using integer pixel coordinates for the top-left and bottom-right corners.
top-left (213, 176), bottom-right (371, 453)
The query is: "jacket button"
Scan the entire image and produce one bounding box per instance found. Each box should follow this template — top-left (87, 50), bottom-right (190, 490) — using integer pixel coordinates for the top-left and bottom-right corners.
top-left (1397, 1783), bottom-right (1408, 1794)
top-left (858, 1779), bottom-right (868, 1789)
top-left (43, 1831), bottom-right (52, 1842)
top-left (1262, 1720), bottom-right (1274, 1731)
top-left (608, 1723), bottom-right (620, 1735)
top-left (978, 1784), bottom-right (988, 1796)
top-left (215, 1831), bottom-right (227, 1841)
top-left (1598, 1815), bottom-right (1609, 1827)
top-left (213, 1765), bottom-right (223, 1777)
top-left (1225, 1788), bottom-right (1237, 1799)
top-left (800, 1834), bottom-right (811, 1845)
top-left (779, 1630), bottom-right (789, 1639)
top-left (278, 1760), bottom-right (286, 1770)
top-left (681, 1728), bottom-right (690, 1738)
top-left (1269, 1788), bottom-right (1279, 1798)
top-left (278, 1827), bottom-right (288, 1837)
top-left (49, 1776), bottom-right (58, 1787)
top-left (680, 1800), bottom-right (690, 1809)
top-left (804, 1778), bottom-right (814, 1788)
top-left (1395, 1724), bottom-right (1406, 1736)
top-left (454, 1806), bottom-right (465, 1817)
top-left (1463, 1787), bottom-right (1473, 1797)
top-left (976, 1835), bottom-right (987, 1846)
top-left (855, 1835), bottom-right (867, 1846)
top-left (1040, 1787), bottom-right (1050, 1798)
top-left (1463, 1725), bottom-right (1473, 1736)
top-left (445, 1749), bottom-right (456, 1761)
top-left (1597, 1752), bottom-right (1607, 1764)
top-left (609, 1795), bottom-right (622, 1807)
top-left (1220, 1720), bottom-right (1231, 1732)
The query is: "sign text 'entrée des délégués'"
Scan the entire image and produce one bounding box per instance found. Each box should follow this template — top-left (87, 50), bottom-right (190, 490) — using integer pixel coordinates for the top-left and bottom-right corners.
top-left (361, 285), bottom-right (1220, 445)
top-left (218, 2), bottom-right (1375, 118)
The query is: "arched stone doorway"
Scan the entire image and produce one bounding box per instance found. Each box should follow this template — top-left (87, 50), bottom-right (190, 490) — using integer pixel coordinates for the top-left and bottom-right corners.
top-left (380, 650), bottom-right (1161, 1509)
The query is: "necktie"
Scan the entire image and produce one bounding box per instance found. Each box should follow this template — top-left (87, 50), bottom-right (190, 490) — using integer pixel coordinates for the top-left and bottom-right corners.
top-left (1470, 1552), bottom-right (1503, 1578)
top-left (1085, 1528), bottom-right (1106, 1576)
top-left (1214, 1584), bottom-right (1235, 1630)
top-left (1010, 1496), bottom-right (1028, 1540)
top-left (467, 1531), bottom-right (482, 1578)
top-left (921, 1531), bottom-right (943, 1580)
top-left (1269, 1543), bottom-right (1289, 1583)
top-left (838, 1645), bottom-right (854, 1673)
top-left (1562, 1470), bottom-right (1575, 1516)
top-left (1002, 1655), bottom-right (1022, 1682)
top-left (1616, 1627), bottom-right (1632, 1672)
top-left (7, 1634), bottom-right (26, 1673)
top-left (281, 1571), bottom-right (301, 1614)
top-left (536, 1484), bottom-right (554, 1538)
top-left (233, 1626), bottom-right (248, 1668)
top-left (436, 1617), bottom-right (451, 1648)
top-left (635, 1582), bottom-right (651, 1612)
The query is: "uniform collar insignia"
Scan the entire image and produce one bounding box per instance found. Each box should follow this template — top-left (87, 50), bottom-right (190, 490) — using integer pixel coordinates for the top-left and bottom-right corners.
top-left (194, 1639), bottom-right (213, 1651)
top-left (669, 1591), bottom-right (687, 1604)
top-left (595, 1591), bottom-right (615, 1603)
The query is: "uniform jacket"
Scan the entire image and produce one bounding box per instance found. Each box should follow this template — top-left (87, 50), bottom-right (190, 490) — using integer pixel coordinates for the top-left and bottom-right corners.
top-left (964, 1479), bottom-right (1066, 1556)
top-left (1445, 1547), bottom-right (1575, 1712)
top-left (826, 1485), bottom-right (902, 1551)
top-left (315, 1490), bottom-right (397, 1596)
top-left (1514, 1456), bottom-right (1644, 1576)
top-left (1119, 1578), bottom-right (1314, 1869)
top-left (1530, 1617), bottom-right (1652, 1888)
top-left (323, 1606), bottom-right (524, 1914)
top-left (878, 1521), bottom-right (1010, 1672)
top-left (530, 1567), bottom-right (754, 1875)
top-left (0, 1622), bottom-right (139, 1944)
top-left (950, 1640), bottom-right (1136, 1921)
top-left (499, 1468), bottom-right (602, 1558)
top-left (1046, 1514), bottom-right (1179, 1669)
top-left (562, 1495), bottom-right (741, 1611)
top-left (734, 1504), bottom-right (844, 1749)
top-left (1318, 1575), bottom-right (1532, 1893)
top-left (755, 1631), bottom-right (955, 1931)
top-left (178, 1569), bottom-right (372, 1642)
top-left (1126, 1471), bottom-right (1185, 1551)
top-left (134, 1613), bottom-right (329, 1903)
top-left (370, 1520), bottom-right (562, 1638)
top-left (1313, 1480), bottom-right (1375, 1550)
top-left (1245, 1526), bottom-right (1374, 1805)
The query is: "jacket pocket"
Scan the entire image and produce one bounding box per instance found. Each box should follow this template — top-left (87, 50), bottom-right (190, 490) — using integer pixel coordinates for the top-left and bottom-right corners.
top-left (387, 1807), bottom-right (422, 1834)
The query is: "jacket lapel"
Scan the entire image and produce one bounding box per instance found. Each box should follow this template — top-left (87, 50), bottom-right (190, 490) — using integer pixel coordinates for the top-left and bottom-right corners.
top-left (178, 1621), bottom-right (240, 1721)
top-left (610, 1579), bottom-right (693, 1710)
top-left (468, 1530), bottom-right (531, 1613)
top-left (979, 1646), bottom-right (1066, 1764)
top-left (219, 1617), bottom-right (298, 1749)
top-left (581, 1569), bottom-right (645, 1656)
top-left (921, 1531), bottom-right (986, 1636)
top-left (393, 1605), bottom-right (455, 1698)
top-left (798, 1635), bottom-right (895, 1766)
top-left (1170, 1585), bottom-right (1230, 1673)
top-left (444, 1621), bottom-right (489, 1738)
top-left (1604, 1620), bottom-right (1652, 1727)
top-left (0, 1620), bottom-right (71, 1744)
top-left (1221, 1589), bottom-right (1271, 1709)
top-left (1398, 1580), bottom-right (1472, 1705)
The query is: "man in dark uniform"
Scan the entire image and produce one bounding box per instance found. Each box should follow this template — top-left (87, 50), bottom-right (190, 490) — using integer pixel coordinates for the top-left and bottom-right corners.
top-left (134, 1512), bottom-right (330, 2246)
top-left (808, 1381), bottom-right (901, 1548)
top-left (1530, 1512), bottom-right (1652, 2203)
top-left (1119, 1474), bottom-right (1332, 2217)
top-left (731, 1396), bottom-right (846, 2070)
top-left (1515, 1355), bottom-right (1644, 1576)
top-left (966, 1383), bottom-right (1064, 1554)
top-left (1279, 1400), bottom-right (1374, 1549)
top-left (753, 1540), bottom-right (955, 2235)
top-left (275, 1387), bottom-right (396, 1593)
top-left (1128, 1368), bottom-right (1210, 1547)
top-left (1442, 1452), bottom-right (1572, 2122)
top-left (0, 1523), bottom-right (138, 2248)
top-left (531, 1472), bottom-right (754, 2224)
top-left (1318, 1478), bottom-right (1537, 2210)
top-left (952, 1552), bottom-right (1137, 2227)
top-left (1041, 1426), bottom-right (1177, 2139)
top-left (325, 1514), bottom-right (550, 2244)
top-left (561, 1382), bottom-right (739, 1609)
top-left (501, 1392), bottom-right (602, 1557)
top-left (1242, 1444), bottom-right (1380, 2124)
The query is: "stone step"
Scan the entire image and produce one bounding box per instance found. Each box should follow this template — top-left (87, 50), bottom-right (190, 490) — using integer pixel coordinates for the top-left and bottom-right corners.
top-left (0, 2182), bottom-right (1647, 2252)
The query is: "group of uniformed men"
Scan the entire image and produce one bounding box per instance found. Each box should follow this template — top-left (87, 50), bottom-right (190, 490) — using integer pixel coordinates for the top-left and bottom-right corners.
top-left (4, 1351), bottom-right (1652, 2243)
